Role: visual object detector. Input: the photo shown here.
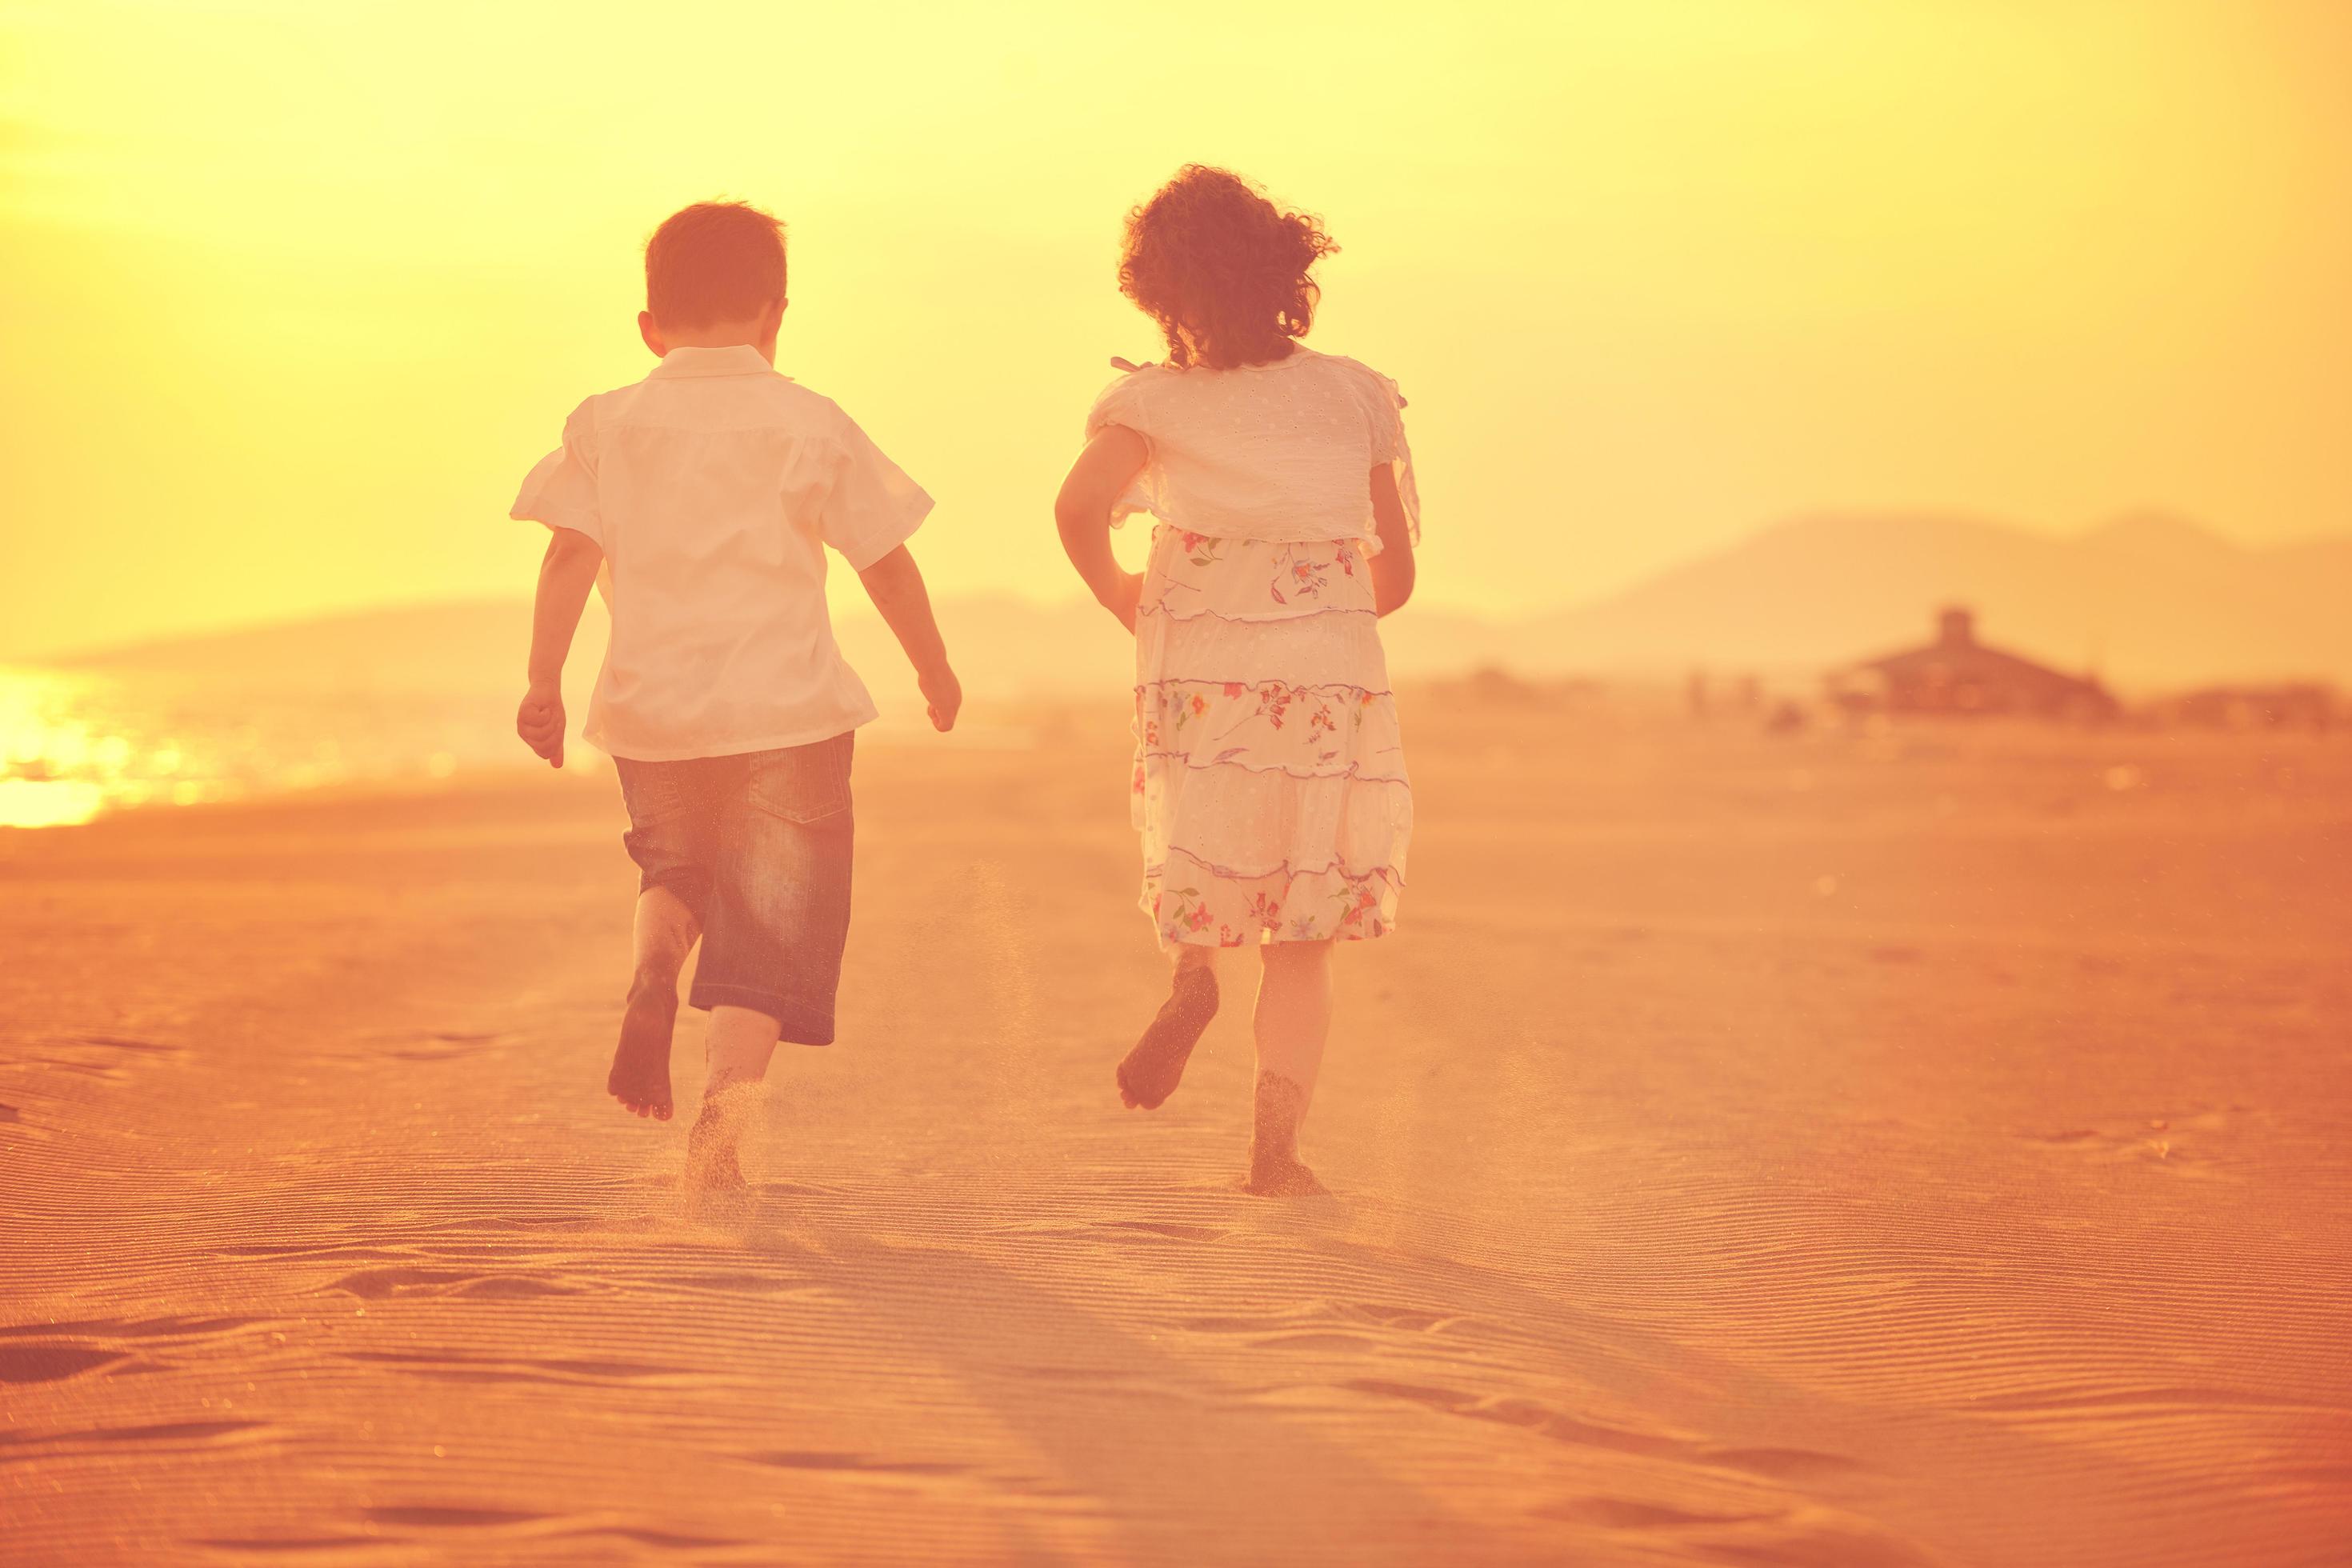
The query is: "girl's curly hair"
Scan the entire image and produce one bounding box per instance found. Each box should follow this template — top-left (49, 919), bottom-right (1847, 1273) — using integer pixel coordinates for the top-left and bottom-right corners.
top-left (1118, 166), bottom-right (1338, 370)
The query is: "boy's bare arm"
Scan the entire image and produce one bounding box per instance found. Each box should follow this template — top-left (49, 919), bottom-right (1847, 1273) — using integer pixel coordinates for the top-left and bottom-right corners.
top-left (517, 528), bottom-right (603, 768)
top-left (1369, 464), bottom-right (1416, 617)
top-left (856, 545), bottom-right (960, 732)
top-left (1054, 426), bottom-right (1150, 630)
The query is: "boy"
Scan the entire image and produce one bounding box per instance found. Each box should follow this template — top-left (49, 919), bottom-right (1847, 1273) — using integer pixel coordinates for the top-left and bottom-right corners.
top-left (510, 199), bottom-right (958, 1186)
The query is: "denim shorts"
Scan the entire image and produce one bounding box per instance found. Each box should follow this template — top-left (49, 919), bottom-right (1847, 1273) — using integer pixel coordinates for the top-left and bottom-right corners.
top-left (612, 733), bottom-right (854, 1045)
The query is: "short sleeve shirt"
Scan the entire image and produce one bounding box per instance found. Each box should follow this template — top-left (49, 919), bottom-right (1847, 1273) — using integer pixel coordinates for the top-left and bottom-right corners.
top-left (511, 345), bottom-right (931, 760)
top-left (1082, 346), bottom-right (1417, 551)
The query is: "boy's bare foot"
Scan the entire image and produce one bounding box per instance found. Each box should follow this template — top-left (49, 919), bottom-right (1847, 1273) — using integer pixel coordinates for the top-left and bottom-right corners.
top-left (686, 1134), bottom-right (746, 1192)
top-left (1240, 1070), bottom-right (1327, 1197)
top-left (685, 1073), bottom-right (758, 1190)
top-left (608, 977), bottom-right (677, 1120)
top-left (1117, 965), bottom-right (1218, 1110)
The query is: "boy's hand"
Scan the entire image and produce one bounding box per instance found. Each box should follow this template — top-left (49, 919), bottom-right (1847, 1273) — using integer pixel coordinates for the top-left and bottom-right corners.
top-left (919, 666), bottom-right (962, 733)
top-left (517, 681), bottom-right (566, 766)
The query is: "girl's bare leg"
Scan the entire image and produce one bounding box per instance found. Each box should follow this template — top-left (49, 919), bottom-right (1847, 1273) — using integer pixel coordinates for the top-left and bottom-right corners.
top-left (686, 1005), bottom-right (782, 1190)
top-left (610, 886), bottom-right (699, 1120)
top-left (1117, 945), bottom-right (1220, 1110)
top-left (1245, 940), bottom-right (1333, 1196)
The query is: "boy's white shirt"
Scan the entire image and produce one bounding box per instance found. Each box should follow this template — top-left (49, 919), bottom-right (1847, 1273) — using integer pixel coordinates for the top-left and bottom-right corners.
top-left (511, 344), bottom-right (931, 762)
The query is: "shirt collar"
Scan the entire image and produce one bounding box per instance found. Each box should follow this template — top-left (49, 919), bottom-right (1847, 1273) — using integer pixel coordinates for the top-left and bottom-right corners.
top-left (647, 344), bottom-right (783, 380)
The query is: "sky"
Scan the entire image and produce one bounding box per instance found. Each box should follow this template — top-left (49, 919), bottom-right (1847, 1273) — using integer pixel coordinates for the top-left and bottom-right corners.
top-left (2, 0), bottom-right (2348, 660)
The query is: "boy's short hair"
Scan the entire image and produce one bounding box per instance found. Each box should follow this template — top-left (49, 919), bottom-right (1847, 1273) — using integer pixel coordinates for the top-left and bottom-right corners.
top-left (645, 201), bottom-right (787, 328)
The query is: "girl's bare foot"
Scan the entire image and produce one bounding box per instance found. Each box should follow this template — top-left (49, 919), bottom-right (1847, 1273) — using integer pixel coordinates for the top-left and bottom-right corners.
top-left (1118, 965), bottom-right (1219, 1109)
top-left (1240, 1070), bottom-right (1327, 1197)
top-left (1240, 1154), bottom-right (1328, 1198)
top-left (608, 977), bottom-right (678, 1120)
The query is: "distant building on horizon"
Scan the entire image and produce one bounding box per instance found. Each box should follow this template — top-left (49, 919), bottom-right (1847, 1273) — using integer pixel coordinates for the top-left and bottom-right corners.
top-left (2154, 682), bottom-right (2337, 732)
top-left (1828, 606), bottom-right (2118, 721)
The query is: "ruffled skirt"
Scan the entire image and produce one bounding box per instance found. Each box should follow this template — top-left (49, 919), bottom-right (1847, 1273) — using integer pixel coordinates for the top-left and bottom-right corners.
top-left (1132, 526), bottom-right (1412, 949)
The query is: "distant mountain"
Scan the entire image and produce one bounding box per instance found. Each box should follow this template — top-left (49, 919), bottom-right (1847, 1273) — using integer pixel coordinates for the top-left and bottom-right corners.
top-left (57, 514), bottom-right (2351, 696)
top-left (61, 593), bottom-right (1146, 715)
top-left (67, 598), bottom-right (562, 688)
top-left (1517, 513), bottom-right (2352, 687)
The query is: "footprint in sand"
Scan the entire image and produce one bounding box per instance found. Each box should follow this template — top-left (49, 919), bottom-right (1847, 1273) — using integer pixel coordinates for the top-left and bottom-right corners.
top-left (744, 1450), bottom-right (970, 1478)
top-left (1701, 1445), bottom-right (1869, 1481)
top-left (1549, 1497), bottom-right (1780, 1529)
top-left (1342, 1378), bottom-right (1865, 1482)
top-left (374, 1030), bottom-right (508, 1062)
top-left (1338, 1303), bottom-right (1462, 1332)
top-left (338, 1348), bottom-right (705, 1388)
top-left (0, 1315), bottom-right (278, 1386)
top-left (1182, 1300), bottom-right (1465, 1354)
top-left (14, 1033), bottom-right (184, 1084)
top-left (558, 1526), bottom-right (754, 1549)
top-left (0, 1314), bottom-right (269, 1342)
top-left (654, 1270), bottom-right (810, 1298)
top-left (324, 1266), bottom-right (588, 1302)
top-left (192, 1534), bottom-right (390, 1554)
top-left (1100, 1219), bottom-right (1226, 1243)
top-left (0, 1419), bottom-right (274, 1464)
top-left (0, 1342), bottom-right (133, 1384)
top-left (363, 1506), bottom-right (550, 1528)
top-left (74, 1034), bottom-right (180, 1052)
top-left (2024, 1107), bottom-right (2245, 1174)
top-left (1554, 1498), bottom-right (1935, 1568)
top-left (1010, 1218), bottom-right (1230, 1246)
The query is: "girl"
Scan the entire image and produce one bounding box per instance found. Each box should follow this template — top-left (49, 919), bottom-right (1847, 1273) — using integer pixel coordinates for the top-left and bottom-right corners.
top-left (1054, 166), bottom-right (1419, 1196)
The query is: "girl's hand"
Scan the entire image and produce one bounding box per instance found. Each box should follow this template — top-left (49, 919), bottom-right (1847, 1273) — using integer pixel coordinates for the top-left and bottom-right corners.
top-left (1101, 570), bottom-right (1144, 633)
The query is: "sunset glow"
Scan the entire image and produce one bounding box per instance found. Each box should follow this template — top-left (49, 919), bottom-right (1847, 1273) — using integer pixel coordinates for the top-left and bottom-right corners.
top-left (5, 6), bottom-right (2350, 1559)
top-left (4, 0), bottom-right (2348, 660)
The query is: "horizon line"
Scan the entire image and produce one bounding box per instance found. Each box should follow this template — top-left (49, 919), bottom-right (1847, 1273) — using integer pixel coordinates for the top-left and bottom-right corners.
top-left (15, 507), bottom-right (2349, 668)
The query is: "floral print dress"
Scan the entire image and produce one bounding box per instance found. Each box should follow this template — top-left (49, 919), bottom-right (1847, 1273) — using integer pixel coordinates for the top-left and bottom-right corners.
top-left (1133, 528), bottom-right (1410, 947)
top-left (1088, 347), bottom-right (1418, 951)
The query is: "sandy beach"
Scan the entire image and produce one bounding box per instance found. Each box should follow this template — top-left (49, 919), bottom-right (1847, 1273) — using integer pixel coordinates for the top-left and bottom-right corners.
top-left (3, 698), bottom-right (2348, 1566)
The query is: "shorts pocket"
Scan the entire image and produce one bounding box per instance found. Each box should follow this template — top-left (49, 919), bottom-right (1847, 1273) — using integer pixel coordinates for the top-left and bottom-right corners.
top-left (615, 758), bottom-right (693, 826)
top-left (746, 733), bottom-right (854, 825)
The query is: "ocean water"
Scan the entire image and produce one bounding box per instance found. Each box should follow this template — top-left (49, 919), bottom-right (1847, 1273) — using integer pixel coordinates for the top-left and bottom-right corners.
top-left (0, 658), bottom-right (1050, 830)
top-left (0, 595), bottom-right (1161, 830)
top-left (0, 664), bottom-right (562, 829)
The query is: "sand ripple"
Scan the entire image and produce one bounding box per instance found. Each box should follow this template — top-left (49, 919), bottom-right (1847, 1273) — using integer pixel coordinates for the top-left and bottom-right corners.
top-left (3, 722), bottom-right (2349, 1563)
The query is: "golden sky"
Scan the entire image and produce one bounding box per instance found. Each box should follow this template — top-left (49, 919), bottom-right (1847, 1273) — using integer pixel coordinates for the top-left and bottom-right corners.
top-left (2, 0), bottom-right (2347, 659)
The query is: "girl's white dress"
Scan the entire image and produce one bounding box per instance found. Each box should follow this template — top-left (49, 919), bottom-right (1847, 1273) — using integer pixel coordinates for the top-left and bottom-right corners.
top-left (1085, 346), bottom-right (1419, 950)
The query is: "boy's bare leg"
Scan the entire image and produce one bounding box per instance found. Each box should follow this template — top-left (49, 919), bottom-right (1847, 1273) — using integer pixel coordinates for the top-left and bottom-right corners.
top-left (1243, 941), bottom-right (1332, 1197)
top-left (610, 886), bottom-right (699, 1121)
top-left (686, 1005), bottom-right (782, 1190)
top-left (1118, 945), bottom-right (1220, 1110)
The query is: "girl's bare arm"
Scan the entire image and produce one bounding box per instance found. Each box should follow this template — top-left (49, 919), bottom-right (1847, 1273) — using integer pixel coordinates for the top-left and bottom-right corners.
top-left (1054, 426), bottom-right (1150, 630)
top-left (1370, 464), bottom-right (1416, 616)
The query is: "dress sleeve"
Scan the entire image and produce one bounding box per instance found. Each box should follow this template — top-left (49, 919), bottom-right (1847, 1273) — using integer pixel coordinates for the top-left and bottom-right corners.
top-left (818, 407), bottom-right (934, 571)
top-left (1083, 364), bottom-right (1149, 440)
top-left (1082, 365), bottom-right (1156, 529)
top-left (509, 400), bottom-right (603, 543)
top-left (1362, 367), bottom-right (1420, 548)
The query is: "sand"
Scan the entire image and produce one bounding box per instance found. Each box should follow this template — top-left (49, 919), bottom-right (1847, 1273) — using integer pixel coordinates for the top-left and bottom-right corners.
top-left (2, 698), bottom-right (2348, 1566)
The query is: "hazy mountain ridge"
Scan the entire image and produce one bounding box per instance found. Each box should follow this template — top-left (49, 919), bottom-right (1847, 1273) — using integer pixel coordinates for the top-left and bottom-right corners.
top-left (1525, 510), bottom-right (2350, 686)
top-left (53, 514), bottom-right (2352, 694)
